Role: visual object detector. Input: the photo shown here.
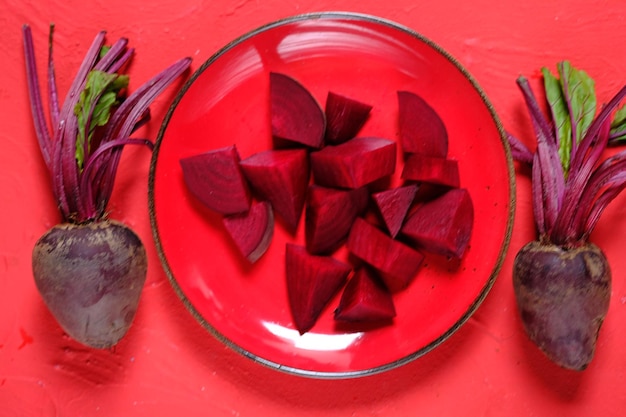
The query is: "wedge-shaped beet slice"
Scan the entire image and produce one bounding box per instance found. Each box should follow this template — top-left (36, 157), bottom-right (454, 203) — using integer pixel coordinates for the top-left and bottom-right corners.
top-left (310, 137), bottom-right (396, 189)
top-left (270, 72), bottom-right (326, 149)
top-left (180, 145), bottom-right (251, 215)
top-left (398, 90), bottom-right (448, 157)
top-left (401, 153), bottom-right (460, 188)
top-left (285, 243), bottom-right (352, 334)
top-left (305, 185), bottom-right (369, 255)
top-left (372, 184), bottom-right (418, 238)
top-left (334, 267), bottom-right (396, 322)
top-left (222, 201), bottom-right (274, 263)
top-left (239, 149), bottom-right (309, 234)
top-left (324, 92), bottom-right (373, 144)
top-left (401, 188), bottom-right (474, 259)
top-left (347, 217), bottom-right (424, 292)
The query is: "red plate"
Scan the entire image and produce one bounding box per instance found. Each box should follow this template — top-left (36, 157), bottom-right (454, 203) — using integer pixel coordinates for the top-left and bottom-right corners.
top-left (149, 12), bottom-right (514, 378)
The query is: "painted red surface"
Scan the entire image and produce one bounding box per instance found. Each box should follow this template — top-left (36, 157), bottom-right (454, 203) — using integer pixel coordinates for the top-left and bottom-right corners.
top-left (2, 0), bottom-right (626, 415)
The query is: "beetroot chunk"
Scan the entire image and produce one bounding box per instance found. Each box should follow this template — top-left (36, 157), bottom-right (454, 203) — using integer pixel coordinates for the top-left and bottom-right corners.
top-left (397, 90), bottom-right (448, 157)
top-left (180, 145), bottom-right (251, 215)
top-left (347, 217), bottom-right (424, 292)
top-left (270, 72), bottom-right (326, 148)
top-left (324, 92), bottom-right (372, 144)
top-left (401, 188), bottom-right (474, 259)
top-left (305, 185), bottom-right (369, 255)
top-left (401, 153), bottom-right (460, 188)
top-left (513, 241), bottom-right (610, 371)
top-left (285, 243), bottom-right (352, 334)
top-left (372, 184), bottom-right (418, 238)
top-left (334, 268), bottom-right (396, 322)
top-left (222, 201), bottom-right (274, 263)
top-left (310, 137), bottom-right (396, 189)
top-left (239, 149), bottom-right (309, 234)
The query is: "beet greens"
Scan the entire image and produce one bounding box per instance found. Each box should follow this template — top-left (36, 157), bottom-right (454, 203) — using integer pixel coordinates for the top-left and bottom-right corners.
top-left (23, 24), bottom-right (191, 223)
top-left (509, 61), bottom-right (626, 370)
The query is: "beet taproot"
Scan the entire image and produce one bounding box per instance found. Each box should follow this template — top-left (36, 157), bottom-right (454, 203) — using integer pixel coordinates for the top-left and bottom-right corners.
top-left (310, 137), bottom-right (396, 189)
top-left (324, 92), bottom-right (372, 144)
top-left (222, 201), bottom-right (274, 263)
top-left (305, 185), bottom-right (369, 254)
top-left (334, 267), bottom-right (396, 322)
top-left (180, 145), bottom-right (252, 215)
top-left (513, 241), bottom-right (610, 370)
top-left (285, 243), bottom-right (352, 334)
top-left (270, 72), bottom-right (326, 148)
top-left (347, 217), bottom-right (424, 292)
top-left (239, 149), bottom-right (309, 234)
top-left (397, 90), bottom-right (448, 157)
top-left (32, 220), bottom-right (147, 348)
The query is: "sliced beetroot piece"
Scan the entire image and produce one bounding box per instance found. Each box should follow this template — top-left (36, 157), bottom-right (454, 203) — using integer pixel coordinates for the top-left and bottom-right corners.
top-left (285, 243), bottom-right (352, 334)
top-left (180, 145), bottom-right (251, 215)
top-left (239, 149), bottom-right (309, 234)
top-left (324, 92), bottom-right (373, 144)
top-left (372, 184), bottom-right (418, 238)
top-left (305, 185), bottom-right (369, 254)
top-left (334, 268), bottom-right (396, 322)
top-left (401, 153), bottom-right (460, 188)
top-left (397, 90), bottom-right (448, 157)
top-left (310, 137), bottom-right (396, 189)
top-left (222, 201), bottom-right (274, 263)
top-left (347, 217), bottom-right (424, 292)
top-left (270, 72), bottom-right (326, 149)
top-left (401, 188), bottom-right (474, 259)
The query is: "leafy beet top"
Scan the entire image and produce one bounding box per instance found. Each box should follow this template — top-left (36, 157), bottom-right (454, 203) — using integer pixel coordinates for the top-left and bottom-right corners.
top-left (508, 61), bottom-right (626, 247)
top-left (22, 24), bottom-right (191, 223)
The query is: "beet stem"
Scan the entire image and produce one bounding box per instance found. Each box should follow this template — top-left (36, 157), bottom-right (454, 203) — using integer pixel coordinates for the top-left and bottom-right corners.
top-left (22, 25), bottom-right (53, 171)
top-left (47, 24), bottom-right (60, 130)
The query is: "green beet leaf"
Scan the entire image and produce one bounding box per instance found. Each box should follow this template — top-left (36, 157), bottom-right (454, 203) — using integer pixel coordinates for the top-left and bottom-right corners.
top-left (542, 61), bottom-right (596, 175)
top-left (609, 104), bottom-right (626, 143)
top-left (74, 69), bottom-right (129, 171)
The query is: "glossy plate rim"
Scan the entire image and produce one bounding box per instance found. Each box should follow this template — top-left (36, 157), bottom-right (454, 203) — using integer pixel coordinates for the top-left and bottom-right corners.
top-left (148, 11), bottom-right (516, 379)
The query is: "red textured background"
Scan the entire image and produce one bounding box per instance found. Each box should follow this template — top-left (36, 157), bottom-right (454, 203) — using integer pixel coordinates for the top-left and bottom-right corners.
top-left (2, 0), bottom-right (626, 415)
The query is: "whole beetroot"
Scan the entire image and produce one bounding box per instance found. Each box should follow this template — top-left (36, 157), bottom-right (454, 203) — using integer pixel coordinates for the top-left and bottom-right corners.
top-left (508, 61), bottom-right (626, 370)
top-left (23, 24), bottom-right (190, 348)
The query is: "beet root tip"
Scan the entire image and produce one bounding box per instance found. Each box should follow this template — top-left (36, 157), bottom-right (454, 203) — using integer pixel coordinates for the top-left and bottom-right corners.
top-left (512, 240), bottom-right (611, 370)
top-left (32, 220), bottom-right (148, 349)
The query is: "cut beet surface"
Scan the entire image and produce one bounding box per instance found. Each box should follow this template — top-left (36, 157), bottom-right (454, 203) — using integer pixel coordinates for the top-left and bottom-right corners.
top-left (305, 185), bottom-right (369, 255)
top-left (285, 243), bottom-right (352, 334)
top-left (401, 188), bottom-right (474, 259)
top-left (334, 267), bottom-right (396, 322)
top-left (270, 72), bottom-right (326, 149)
top-left (180, 145), bottom-right (251, 215)
top-left (222, 201), bottom-right (274, 264)
top-left (398, 90), bottom-right (448, 157)
top-left (401, 153), bottom-right (460, 188)
top-left (324, 92), bottom-right (373, 145)
top-left (310, 137), bottom-right (396, 189)
top-left (347, 217), bottom-right (424, 292)
top-left (372, 184), bottom-right (418, 238)
top-left (239, 149), bottom-right (309, 234)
